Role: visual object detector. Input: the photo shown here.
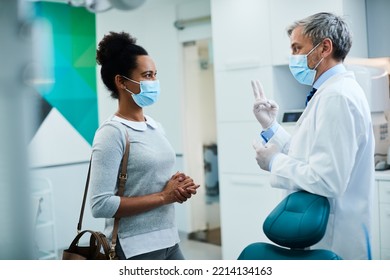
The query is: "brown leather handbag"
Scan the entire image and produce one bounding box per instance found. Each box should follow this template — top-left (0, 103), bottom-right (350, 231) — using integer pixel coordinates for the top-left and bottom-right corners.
top-left (62, 136), bottom-right (129, 260)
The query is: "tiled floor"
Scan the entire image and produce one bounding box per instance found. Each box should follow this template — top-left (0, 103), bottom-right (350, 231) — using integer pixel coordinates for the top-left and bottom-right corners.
top-left (179, 231), bottom-right (222, 260)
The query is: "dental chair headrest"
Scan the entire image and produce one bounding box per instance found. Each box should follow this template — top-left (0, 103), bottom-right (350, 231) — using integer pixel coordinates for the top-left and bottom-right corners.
top-left (263, 191), bottom-right (330, 249)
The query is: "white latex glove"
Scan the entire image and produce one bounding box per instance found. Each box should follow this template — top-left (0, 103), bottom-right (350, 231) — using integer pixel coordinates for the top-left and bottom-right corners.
top-left (252, 80), bottom-right (279, 130)
top-left (253, 140), bottom-right (279, 171)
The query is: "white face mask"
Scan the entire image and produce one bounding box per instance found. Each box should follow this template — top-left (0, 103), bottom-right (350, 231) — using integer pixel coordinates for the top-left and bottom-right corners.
top-left (288, 42), bottom-right (324, 86)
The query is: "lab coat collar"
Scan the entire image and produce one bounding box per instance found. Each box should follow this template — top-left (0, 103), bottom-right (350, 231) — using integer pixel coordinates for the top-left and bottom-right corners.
top-left (316, 70), bottom-right (355, 93)
top-left (313, 63), bottom-right (347, 90)
top-left (112, 114), bottom-right (158, 131)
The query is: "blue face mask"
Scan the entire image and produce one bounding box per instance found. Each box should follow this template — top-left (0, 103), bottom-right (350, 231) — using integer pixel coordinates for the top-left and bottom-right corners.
top-left (288, 42), bottom-right (324, 86)
top-left (121, 75), bottom-right (160, 107)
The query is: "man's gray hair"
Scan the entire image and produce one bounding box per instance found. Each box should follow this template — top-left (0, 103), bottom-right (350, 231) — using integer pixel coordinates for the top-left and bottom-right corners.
top-left (287, 12), bottom-right (352, 61)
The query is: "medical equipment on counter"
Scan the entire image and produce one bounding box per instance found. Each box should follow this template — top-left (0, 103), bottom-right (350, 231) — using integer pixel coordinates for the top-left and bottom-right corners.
top-left (280, 109), bottom-right (303, 134)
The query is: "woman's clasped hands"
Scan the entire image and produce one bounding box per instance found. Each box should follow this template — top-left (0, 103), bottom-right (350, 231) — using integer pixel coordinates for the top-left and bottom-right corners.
top-left (163, 172), bottom-right (200, 204)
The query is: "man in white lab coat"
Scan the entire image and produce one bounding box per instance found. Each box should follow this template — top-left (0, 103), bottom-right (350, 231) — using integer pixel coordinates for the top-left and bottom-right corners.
top-left (252, 12), bottom-right (375, 260)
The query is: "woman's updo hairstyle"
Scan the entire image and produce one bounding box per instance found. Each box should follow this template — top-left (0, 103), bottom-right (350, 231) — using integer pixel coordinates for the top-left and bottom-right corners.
top-left (96, 31), bottom-right (148, 99)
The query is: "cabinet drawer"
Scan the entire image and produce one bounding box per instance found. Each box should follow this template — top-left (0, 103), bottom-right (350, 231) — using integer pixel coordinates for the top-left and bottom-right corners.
top-left (378, 182), bottom-right (390, 203)
top-left (219, 174), bottom-right (284, 259)
top-left (379, 204), bottom-right (390, 249)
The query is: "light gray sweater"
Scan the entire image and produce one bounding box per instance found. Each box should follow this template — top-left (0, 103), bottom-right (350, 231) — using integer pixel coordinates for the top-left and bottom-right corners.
top-left (89, 115), bottom-right (179, 258)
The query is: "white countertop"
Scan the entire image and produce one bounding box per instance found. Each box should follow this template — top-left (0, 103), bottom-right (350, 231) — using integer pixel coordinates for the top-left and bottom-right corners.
top-left (375, 169), bottom-right (390, 180)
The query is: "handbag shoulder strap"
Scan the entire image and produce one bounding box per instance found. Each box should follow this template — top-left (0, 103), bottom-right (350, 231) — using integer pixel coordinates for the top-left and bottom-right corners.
top-left (77, 131), bottom-right (130, 235)
top-left (110, 131), bottom-right (130, 258)
top-left (117, 130), bottom-right (130, 197)
top-left (77, 159), bottom-right (92, 233)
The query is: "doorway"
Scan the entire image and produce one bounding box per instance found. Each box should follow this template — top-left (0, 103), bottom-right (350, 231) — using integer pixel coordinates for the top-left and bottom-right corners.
top-left (181, 38), bottom-right (220, 246)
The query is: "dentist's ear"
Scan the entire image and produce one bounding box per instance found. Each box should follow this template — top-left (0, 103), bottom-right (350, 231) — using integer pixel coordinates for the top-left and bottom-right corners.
top-left (321, 38), bottom-right (333, 58)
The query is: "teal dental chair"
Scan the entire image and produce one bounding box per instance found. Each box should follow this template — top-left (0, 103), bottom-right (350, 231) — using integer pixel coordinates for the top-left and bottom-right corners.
top-left (237, 191), bottom-right (342, 260)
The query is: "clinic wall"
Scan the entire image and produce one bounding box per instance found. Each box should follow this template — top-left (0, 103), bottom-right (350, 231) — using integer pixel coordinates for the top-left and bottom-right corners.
top-left (29, 3), bottom-right (97, 168)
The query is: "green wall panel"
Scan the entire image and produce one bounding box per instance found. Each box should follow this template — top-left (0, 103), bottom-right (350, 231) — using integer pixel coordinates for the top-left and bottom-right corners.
top-left (35, 2), bottom-right (98, 145)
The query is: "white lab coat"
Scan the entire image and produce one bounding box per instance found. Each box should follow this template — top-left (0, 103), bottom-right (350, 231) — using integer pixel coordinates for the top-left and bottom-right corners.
top-left (269, 71), bottom-right (375, 260)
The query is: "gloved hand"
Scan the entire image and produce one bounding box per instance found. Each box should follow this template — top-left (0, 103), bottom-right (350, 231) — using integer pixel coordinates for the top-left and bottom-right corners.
top-left (252, 80), bottom-right (279, 130)
top-left (252, 140), bottom-right (279, 171)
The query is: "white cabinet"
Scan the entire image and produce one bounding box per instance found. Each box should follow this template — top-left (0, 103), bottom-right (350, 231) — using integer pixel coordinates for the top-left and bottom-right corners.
top-left (214, 68), bottom-right (274, 122)
top-left (378, 180), bottom-right (390, 259)
top-left (217, 121), bottom-right (268, 175)
top-left (217, 119), bottom-right (286, 259)
top-left (373, 171), bottom-right (390, 260)
top-left (219, 174), bottom-right (283, 259)
top-left (217, 122), bottom-right (284, 259)
top-left (211, 0), bottom-right (271, 71)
